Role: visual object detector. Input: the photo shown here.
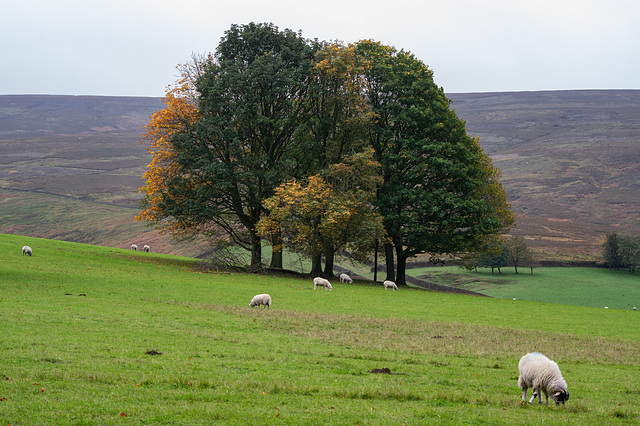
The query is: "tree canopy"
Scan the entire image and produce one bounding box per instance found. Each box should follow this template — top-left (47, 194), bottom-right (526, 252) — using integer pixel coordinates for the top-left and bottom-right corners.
top-left (357, 40), bottom-right (514, 284)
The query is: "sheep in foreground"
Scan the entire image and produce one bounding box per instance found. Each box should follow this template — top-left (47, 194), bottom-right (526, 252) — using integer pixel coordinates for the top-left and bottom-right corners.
top-left (383, 280), bottom-right (398, 291)
top-left (22, 246), bottom-right (32, 256)
top-left (518, 352), bottom-right (569, 405)
top-left (249, 294), bottom-right (271, 309)
top-left (131, 244), bottom-right (138, 251)
top-left (339, 273), bottom-right (352, 284)
top-left (313, 277), bottom-right (332, 291)
top-left (143, 245), bottom-right (150, 252)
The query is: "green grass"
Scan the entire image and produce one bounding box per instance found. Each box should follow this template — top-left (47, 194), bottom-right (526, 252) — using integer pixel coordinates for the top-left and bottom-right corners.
top-left (408, 265), bottom-right (640, 310)
top-left (1, 234), bottom-right (639, 424)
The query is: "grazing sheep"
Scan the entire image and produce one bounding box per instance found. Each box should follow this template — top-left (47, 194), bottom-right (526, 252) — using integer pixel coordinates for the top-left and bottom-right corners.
top-left (249, 294), bottom-right (271, 309)
top-left (143, 245), bottom-right (150, 252)
top-left (313, 277), bottom-right (332, 291)
top-left (518, 352), bottom-right (569, 405)
top-left (383, 280), bottom-right (398, 291)
top-left (339, 273), bottom-right (352, 284)
top-left (131, 244), bottom-right (138, 251)
top-left (22, 246), bottom-right (32, 256)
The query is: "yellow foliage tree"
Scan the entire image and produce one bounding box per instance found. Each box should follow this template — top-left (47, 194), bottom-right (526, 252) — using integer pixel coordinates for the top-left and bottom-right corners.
top-left (258, 149), bottom-right (385, 276)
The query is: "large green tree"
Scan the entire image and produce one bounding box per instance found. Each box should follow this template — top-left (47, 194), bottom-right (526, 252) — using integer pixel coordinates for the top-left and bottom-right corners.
top-left (357, 40), bottom-right (514, 285)
top-left (160, 23), bottom-right (317, 270)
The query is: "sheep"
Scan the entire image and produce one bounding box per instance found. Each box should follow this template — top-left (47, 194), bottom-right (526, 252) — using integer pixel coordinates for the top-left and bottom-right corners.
top-left (383, 280), bottom-right (398, 291)
top-left (249, 294), bottom-right (271, 309)
top-left (313, 277), bottom-right (332, 291)
top-left (143, 245), bottom-right (150, 253)
top-left (22, 246), bottom-right (32, 256)
top-left (131, 244), bottom-right (138, 251)
top-left (518, 352), bottom-right (569, 405)
top-left (339, 273), bottom-right (352, 284)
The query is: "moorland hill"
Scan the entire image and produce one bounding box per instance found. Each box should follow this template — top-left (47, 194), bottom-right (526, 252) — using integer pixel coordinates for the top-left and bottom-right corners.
top-left (1, 91), bottom-right (639, 260)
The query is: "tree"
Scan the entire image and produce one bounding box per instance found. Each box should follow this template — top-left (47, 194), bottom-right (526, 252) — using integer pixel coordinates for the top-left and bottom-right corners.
top-left (257, 149), bottom-right (385, 277)
top-left (136, 65), bottom-right (203, 238)
top-left (152, 23), bottom-right (317, 270)
top-left (479, 245), bottom-right (509, 274)
top-left (506, 236), bottom-right (533, 274)
top-left (618, 233), bottom-right (640, 273)
top-left (602, 232), bottom-right (623, 270)
top-left (357, 40), bottom-right (514, 285)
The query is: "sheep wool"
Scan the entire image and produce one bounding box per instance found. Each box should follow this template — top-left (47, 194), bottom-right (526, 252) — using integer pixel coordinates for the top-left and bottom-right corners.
top-left (518, 352), bottom-right (569, 405)
top-left (339, 273), bottom-right (352, 284)
top-left (313, 277), bottom-right (332, 291)
top-left (22, 246), bottom-right (32, 256)
top-left (249, 294), bottom-right (271, 309)
top-left (383, 280), bottom-right (398, 291)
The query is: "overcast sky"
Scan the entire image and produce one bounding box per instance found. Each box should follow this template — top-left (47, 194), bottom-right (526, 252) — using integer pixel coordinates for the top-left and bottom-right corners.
top-left (3, 0), bottom-right (639, 97)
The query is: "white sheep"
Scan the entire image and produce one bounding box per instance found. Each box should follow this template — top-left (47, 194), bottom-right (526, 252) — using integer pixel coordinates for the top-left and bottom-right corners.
top-left (313, 277), bottom-right (332, 291)
top-left (339, 273), bottom-right (352, 284)
top-left (22, 246), bottom-right (32, 256)
top-left (131, 244), bottom-right (138, 251)
top-left (143, 245), bottom-right (150, 252)
top-left (518, 352), bottom-right (569, 405)
top-left (383, 280), bottom-right (398, 291)
top-left (249, 294), bottom-right (271, 309)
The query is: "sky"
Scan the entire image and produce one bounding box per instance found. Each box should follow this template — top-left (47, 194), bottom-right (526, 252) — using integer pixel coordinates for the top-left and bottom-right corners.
top-left (2, 0), bottom-right (639, 97)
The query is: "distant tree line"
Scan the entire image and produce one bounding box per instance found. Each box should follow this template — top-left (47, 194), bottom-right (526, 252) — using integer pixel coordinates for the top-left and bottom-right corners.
top-left (602, 232), bottom-right (640, 272)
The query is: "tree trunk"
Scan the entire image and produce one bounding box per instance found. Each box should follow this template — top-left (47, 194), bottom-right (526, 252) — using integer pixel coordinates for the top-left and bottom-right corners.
top-left (385, 242), bottom-right (395, 282)
top-left (394, 244), bottom-right (408, 286)
top-left (311, 254), bottom-right (323, 277)
top-left (514, 263), bottom-right (519, 274)
top-left (374, 240), bottom-right (379, 282)
top-left (323, 251), bottom-right (335, 277)
top-left (250, 232), bottom-right (262, 271)
top-left (270, 231), bottom-right (283, 269)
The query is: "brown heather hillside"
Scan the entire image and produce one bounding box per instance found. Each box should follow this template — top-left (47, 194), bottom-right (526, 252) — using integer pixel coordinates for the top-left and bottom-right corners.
top-left (1, 91), bottom-right (639, 260)
top-left (449, 90), bottom-right (640, 261)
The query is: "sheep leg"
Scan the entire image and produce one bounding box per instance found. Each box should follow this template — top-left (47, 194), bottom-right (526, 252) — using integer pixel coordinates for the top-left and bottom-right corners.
top-left (521, 388), bottom-right (528, 402)
top-left (529, 390), bottom-right (538, 404)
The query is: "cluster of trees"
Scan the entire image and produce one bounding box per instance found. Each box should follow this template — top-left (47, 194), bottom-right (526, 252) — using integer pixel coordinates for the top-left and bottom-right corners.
top-left (136, 23), bottom-right (514, 285)
top-left (459, 236), bottom-right (535, 275)
top-left (602, 232), bottom-right (640, 272)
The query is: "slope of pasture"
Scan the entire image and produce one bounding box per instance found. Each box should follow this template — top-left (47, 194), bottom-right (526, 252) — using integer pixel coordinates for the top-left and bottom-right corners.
top-left (1, 234), bottom-right (638, 424)
top-left (407, 266), bottom-right (640, 310)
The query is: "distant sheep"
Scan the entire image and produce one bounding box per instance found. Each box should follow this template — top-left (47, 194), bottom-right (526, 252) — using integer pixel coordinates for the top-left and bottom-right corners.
top-left (313, 277), bottom-right (332, 291)
top-left (249, 294), bottom-right (271, 309)
top-left (339, 273), bottom-right (352, 284)
top-left (22, 246), bottom-right (32, 256)
top-left (518, 352), bottom-right (569, 405)
top-left (143, 245), bottom-right (150, 252)
top-left (383, 280), bottom-right (398, 291)
top-left (131, 244), bottom-right (138, 251)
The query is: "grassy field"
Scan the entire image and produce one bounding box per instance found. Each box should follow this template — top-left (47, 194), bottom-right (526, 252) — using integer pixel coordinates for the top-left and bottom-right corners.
top-left (407, 265), bottom-right (640, 310)
top-left (1, 234), bottom-right (639, 424)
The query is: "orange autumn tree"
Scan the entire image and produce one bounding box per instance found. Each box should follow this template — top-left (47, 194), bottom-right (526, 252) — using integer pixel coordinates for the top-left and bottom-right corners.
top-left (135, 57), bottom-right (208, 238)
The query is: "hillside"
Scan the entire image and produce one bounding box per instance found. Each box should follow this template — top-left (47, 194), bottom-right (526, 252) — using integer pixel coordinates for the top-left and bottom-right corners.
top-left (1, 91), bottom-right (639, 260)
top-left (450, 90), bottom-right (640, 260)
